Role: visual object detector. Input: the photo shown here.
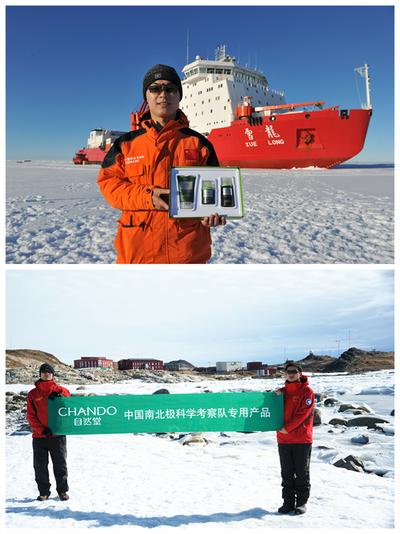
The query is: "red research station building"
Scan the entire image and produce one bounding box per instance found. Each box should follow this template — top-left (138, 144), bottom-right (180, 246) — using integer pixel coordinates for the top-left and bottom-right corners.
top-left (247, 361), bottom-right (278, 376)
top-left (118, 358), bottom-right (164, 371)
top-left (74, 357), bottom-right (114, 369)
top-left (247, 361), bottom-right (263, 370)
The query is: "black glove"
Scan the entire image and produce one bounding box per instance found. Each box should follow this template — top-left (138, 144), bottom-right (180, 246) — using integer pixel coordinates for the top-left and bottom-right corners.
top-left (43, 427), bottom-right (52, 436)
top-left (48, 391), bottom-right (62, 400)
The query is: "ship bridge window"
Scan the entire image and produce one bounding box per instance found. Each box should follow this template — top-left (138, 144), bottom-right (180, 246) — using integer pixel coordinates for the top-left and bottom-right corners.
top-left (216, 69), bottom-right (223, 74)
top-left (224, 69), bottom-right (231, 74)
top-left (207, 68), bottom-right (215, 73)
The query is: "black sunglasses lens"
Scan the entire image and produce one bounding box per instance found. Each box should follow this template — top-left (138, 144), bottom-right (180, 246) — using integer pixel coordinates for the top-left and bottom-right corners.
top-left (287, 370), bottom-right (298, 374)
top-left (148, 84), bottom-right (176, 94)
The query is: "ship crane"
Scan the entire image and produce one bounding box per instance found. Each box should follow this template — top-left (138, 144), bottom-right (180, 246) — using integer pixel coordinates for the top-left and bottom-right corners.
top-left (236, 96), bottom-right (325, 119)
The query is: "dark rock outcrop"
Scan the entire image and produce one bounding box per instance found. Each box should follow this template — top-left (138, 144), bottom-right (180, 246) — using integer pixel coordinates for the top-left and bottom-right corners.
top-left (333, 455), bottom-right (365, 473)
top-left (351, 434), bottom-right (369, 445)
top-left (329, 417), bottom-right (348, 427)
top-left (324, 398), bottom-right (339, 407)
top-left (346, 415), bottom-right (390, 428)
top-left (313, 408), bottom-right (322, 426)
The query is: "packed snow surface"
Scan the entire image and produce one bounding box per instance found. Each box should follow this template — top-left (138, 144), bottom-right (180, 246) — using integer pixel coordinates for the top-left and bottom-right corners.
top-left (6, 161), bottom-right (394, 264)
top-left (5, 370), bottom-right (394, 529)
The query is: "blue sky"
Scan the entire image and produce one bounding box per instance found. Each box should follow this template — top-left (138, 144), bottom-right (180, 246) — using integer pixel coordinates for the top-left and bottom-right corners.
top-left (6, 5), bottom-right (394, 163)
top-left (6, 269), bottom-right (394, 366)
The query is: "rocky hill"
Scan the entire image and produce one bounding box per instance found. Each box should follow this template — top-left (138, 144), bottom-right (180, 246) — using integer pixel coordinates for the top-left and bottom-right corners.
top-left (286, 348), bottom-right (394, 374)
top-left (295, 353), bottom-right (337, 373)
top-left (6, 349), bottom-right (64, 368)
top-left (5, 349), bottom-right (220, 385)
top-left (323, 347), bottom-right (394, 373)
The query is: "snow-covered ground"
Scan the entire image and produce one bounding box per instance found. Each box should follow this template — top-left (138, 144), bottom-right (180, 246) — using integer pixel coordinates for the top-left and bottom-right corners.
top-left (5, 370), bottom-right (395, 529)
top-left (6, 161), bottom-right (394, 264)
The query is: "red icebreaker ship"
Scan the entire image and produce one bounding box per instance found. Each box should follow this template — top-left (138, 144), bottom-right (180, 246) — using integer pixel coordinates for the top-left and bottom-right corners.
top-left (74, 46), bottom-right (372, 169)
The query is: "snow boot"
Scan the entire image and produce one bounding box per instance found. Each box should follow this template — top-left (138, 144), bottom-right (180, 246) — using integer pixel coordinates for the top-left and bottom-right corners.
top-left (37, 494), bottom-right (50, 501)
top-left (58, 493), bottom-right (69, 501)
top-left (294, 504), bottom-right (307, 515)
top-left (278, 501), bottom-right (295, 514)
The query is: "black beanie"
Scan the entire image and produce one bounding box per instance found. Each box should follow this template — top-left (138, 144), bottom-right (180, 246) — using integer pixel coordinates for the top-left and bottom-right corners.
top-left (143, 64), bottom-right (183, 100)
top-left (39, 363), bottom-right (55, 375)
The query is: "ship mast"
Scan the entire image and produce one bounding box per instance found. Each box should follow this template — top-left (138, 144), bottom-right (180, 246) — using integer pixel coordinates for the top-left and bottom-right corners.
top-left (355, 63), bottom-right (372, 110)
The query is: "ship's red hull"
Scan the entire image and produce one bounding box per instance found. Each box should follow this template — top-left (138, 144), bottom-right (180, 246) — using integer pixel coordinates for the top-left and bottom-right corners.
top-left (73, 147), bottom-right (106, 165)
top-left (208, 108), bottom-right (372, 169)
top-left (73, 108), bottom-right (371, 168)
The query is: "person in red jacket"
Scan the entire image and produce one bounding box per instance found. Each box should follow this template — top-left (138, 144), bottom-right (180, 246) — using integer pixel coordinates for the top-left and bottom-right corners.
top-left (275, 362), bottom-right (314, 515)
top-left (98, 64), bottom-right (226, 264)
top-left (26, 363), bottom-right (71, 501)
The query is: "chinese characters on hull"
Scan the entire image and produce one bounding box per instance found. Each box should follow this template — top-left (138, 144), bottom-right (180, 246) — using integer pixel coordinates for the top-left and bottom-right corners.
top-left (243, 124), bottom-right (286, 148)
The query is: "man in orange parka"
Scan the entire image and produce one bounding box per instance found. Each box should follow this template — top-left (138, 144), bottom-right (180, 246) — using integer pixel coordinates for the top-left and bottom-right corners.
top-left (26, 363), bottom-right (71, 501)
top-left (98, 64), bottom-right (226, 264)
top-left (274, 362), bottom-right (314, 515)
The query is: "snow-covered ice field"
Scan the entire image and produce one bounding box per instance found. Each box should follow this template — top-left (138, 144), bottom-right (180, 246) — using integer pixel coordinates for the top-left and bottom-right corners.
top-left (6, 161), bottom-right (394, 264)
top-left (5, 370), bottom-right (394, 529)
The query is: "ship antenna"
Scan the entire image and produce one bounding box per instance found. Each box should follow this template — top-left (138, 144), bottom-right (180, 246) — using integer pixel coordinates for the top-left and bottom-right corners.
top-left (354, 63), bottom-right (372, 110)
top-left (186, 29), bottom-right (189, 64)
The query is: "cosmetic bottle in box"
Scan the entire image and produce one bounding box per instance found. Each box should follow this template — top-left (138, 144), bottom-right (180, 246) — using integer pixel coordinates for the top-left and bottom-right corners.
top-left (221, 177), bottom-right (235, 207)
top-left (177, 175), bottom-right (196, 209)
top-left (201, 180), bottom-right (216, 205)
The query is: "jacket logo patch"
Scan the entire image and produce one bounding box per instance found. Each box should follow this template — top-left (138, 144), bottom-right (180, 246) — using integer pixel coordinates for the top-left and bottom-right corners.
top-left (184, 149), bottom-right (201, 161)
top-left (125, 155), bottom-right (144, 165)
top-left (306, 398), bottom-right (312, 406)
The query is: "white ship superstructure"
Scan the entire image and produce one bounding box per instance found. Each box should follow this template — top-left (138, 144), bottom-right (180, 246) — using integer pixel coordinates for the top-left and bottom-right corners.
top-left (87, 129), bottom-right (126, 149)
top-left (181, 45), bottom-right (286, 135)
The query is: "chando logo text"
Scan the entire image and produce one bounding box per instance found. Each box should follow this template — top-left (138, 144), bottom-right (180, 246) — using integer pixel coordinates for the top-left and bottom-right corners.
top-left (58, 406), bottom-right (117, 417)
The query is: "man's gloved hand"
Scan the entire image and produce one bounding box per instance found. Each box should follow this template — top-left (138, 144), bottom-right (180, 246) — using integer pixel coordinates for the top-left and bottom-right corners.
top-left (48, 391), bottom-right (62, 400)
top-left (43, 427), bottom-right (53, 436)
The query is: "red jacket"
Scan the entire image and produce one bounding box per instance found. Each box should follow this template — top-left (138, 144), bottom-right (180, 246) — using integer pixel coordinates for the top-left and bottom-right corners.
top-left (277, 375), bottom-right (314, 444)
top-left (97, 110), bottom-right (219, 264)
top-left (26, 379), bottom-right (71, 438)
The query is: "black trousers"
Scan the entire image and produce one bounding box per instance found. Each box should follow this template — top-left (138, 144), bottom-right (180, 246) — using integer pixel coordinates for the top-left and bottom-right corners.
top-left (32, 436), bottom-right (68, 495)
top-left (278, 443), bottom-right (312, 507)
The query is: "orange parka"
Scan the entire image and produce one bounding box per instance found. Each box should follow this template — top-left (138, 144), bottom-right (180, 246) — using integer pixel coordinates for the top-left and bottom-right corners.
top-left (97, 110), bottom-right (219, 264)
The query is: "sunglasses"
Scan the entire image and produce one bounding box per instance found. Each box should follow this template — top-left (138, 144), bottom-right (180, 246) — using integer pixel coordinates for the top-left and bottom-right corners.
top-left (286, 369), bottom-right (299, 375)
top-left (147, 84), bottom-right (178, 95)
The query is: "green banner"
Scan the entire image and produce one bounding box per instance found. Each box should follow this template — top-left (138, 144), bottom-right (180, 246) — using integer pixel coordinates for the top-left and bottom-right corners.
top-left (48, 392), bottom-right (283, 435)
